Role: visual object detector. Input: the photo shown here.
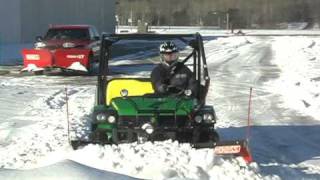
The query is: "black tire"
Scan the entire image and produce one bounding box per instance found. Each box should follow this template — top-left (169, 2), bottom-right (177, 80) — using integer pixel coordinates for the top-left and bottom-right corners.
top-left (90, 130), bottom-right (109, 143)
top-left (87, 54), bottom-right (96, 75)
top-left (91, 123), bottom-right (98, 131)
top-left (112, 128), bottom-right (119, 144)
top-left (193, 127), bottom-right (219, 143)
top-left (33, 70), bottom-right (44, 75)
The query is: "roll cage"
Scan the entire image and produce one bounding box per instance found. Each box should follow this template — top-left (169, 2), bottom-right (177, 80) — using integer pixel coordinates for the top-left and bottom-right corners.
top-left (97, 33), bottom-right (210, 107)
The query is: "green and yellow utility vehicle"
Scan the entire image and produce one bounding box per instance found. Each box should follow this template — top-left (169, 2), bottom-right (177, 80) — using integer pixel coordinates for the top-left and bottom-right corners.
top-left (71, 33), bottom-right (220, 149)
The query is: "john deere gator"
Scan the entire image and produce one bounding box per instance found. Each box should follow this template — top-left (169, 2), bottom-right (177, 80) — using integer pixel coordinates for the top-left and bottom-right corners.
top-left (71, 33), bottom-right (220, 149)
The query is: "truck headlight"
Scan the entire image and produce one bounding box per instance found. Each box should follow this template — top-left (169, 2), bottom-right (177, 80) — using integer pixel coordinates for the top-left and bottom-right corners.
top-left (34, 42), bottom-right (46, 48)
top-left (184, 89), bottom-right (192, 96)
top-left (142, 123), bottom-right (154, 134)
top-left (107, 115), bottom-right (116, 123)
top-left (63, 42), bottom-right (76, 48)
top-left (203, 113), bottom-right (215, 123)
top-left (96, 113), bottom-right (107, 122)
top-left (195, 115), bottom-right (202, 123)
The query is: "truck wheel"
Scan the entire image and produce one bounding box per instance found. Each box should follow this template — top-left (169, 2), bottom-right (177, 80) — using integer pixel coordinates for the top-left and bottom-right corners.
top-left (91, 130), bottom-right (108, 143)
top-left (193, 128), bottom-right (219, 143)
top-left (33, 70), bottom-right (44, 75)
top-left (112, 128), bottom-right (119, 144)
top-left (87, 54), bottom-right (95, 75)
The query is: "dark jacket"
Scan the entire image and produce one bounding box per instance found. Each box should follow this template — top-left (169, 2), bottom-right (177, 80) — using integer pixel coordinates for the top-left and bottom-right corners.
top-left (151, 62), bottom-right (197, 95)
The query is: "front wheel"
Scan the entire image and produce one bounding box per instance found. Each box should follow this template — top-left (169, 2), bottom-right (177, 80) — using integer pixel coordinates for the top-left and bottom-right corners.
top-left (193, 127), bottom-right (219, 143)
top-left (33, 70), bottom-right (44, 75)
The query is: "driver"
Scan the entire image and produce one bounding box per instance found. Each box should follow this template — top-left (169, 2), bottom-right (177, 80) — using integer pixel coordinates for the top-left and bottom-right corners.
top-left (151, 41), bottom-right (197, 95)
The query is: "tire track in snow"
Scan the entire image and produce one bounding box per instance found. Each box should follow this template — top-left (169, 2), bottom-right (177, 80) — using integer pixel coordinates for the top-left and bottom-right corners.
top-left (204, 36), bottom-right (320, 178)
top-left (205, 36), bottom-right (277, 127)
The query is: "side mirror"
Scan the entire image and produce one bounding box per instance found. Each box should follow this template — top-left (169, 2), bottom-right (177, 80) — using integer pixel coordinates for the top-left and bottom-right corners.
top-left (94, 36), bottom-right (100, 41)
top-left (36, 36), bottom-right (43, 42)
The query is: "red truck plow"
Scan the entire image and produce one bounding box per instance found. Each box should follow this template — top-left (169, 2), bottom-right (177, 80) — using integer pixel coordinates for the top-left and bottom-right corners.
top-left (21, 48), bottom-right (91, 72)
top-left (21, 25), bottom-right (100, 74)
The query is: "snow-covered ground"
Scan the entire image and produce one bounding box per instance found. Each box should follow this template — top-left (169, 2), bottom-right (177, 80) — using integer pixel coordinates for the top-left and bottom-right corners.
top-left (267, 37), bottom-right (320, 119)
top-left (0, 30), bottom-right (320, 179)
top-left (117, 25), bottom-right (320, 36)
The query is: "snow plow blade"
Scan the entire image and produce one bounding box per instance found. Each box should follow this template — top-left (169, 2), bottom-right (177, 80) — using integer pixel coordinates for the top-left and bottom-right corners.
top-left (21, 49), bottom-right (52, 71)
top-left (21, 48), bottom-right (91, 72)
top-left (54, 49), bottom-right (91, 71)
top-left (214, 140), bottom-right (253, 163)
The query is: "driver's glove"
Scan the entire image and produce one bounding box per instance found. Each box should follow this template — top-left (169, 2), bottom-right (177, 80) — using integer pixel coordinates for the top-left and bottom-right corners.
top-left (166, 85), bottom-right (180, 93)
top-left (158, 84), bottom-right (168, 93)
top-left (163, 78), bottom-right (170, 85)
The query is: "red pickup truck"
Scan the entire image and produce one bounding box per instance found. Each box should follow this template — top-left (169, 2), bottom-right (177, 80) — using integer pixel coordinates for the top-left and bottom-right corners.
top-left (21, 25), bottom-right (100, 74)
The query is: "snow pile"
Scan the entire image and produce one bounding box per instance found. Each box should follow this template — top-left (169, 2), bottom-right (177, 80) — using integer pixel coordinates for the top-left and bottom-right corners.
top-left (20, 63), bottom-right (44, 72)
top-left (70, 141), bottom-right (269, 180)
top-left (0, 84), bottom-right (94, 169)
top-left (0, 160), bottom-right (134, 180)
top-left (0, 76), bottom-right (274, 179)
top-left (269, 37), bottom-right (320, 119)
top-left (67, 62), bottom-right (88, 72)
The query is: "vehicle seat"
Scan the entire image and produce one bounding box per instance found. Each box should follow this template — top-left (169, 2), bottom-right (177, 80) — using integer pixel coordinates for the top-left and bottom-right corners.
top-left (106, 79), bottom-right (154, 105)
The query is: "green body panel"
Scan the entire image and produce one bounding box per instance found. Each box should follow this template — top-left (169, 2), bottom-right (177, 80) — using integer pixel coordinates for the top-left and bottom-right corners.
top-left (110, 96), bottom-right (195, 116)
top-left (97, 123), bottom-right (114, 129)
top-left (93, 104), bottom-right (108, 112)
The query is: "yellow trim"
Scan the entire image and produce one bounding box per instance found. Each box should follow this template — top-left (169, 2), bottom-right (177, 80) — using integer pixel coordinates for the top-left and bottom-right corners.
top-left (106, 79), bottom-right (154, 105)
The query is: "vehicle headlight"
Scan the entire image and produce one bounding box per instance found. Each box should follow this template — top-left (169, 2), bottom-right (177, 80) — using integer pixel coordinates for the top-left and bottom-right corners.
top-left (184, 89), bottom-right (192, 96)
top-left (63, 42), bottom-right (76, 48)
top-left (96, 113), bottom-right (107, 122)
top-left (107, 115), bottom-right (116, 123)
top-left (34, 42), bottom-right (46, 48)
top-left (142, 123), bottom-right (154, 134)
top-left (120, 89), bottom-right (128, 97)
top-left (203, 113), bottom-right (215, 123)
top-left (194, 115), bottom-right (202, 123)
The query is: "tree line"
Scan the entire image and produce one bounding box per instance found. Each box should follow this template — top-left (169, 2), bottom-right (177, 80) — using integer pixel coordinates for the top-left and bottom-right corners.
top-left (116, 0), bottom-right (320, 28)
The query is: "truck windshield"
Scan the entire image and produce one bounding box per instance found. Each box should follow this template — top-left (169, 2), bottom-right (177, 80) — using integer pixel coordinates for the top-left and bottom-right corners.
top-left (44, 28), bottom-right (89, 40)
top-left (109, 39), bottom-right (193, 76)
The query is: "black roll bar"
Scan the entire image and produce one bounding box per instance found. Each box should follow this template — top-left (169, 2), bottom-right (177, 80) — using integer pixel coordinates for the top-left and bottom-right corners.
top-left (97, 33), bottom-right (211, 106)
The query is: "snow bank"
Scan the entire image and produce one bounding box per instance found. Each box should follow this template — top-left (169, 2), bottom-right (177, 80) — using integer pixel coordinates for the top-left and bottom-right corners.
top-left (0, 160), bottom-right (134, 180)
top-left (70, 141), bottom-right (268, 180)
top-left (0, 76), bottom-right (273, 180)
